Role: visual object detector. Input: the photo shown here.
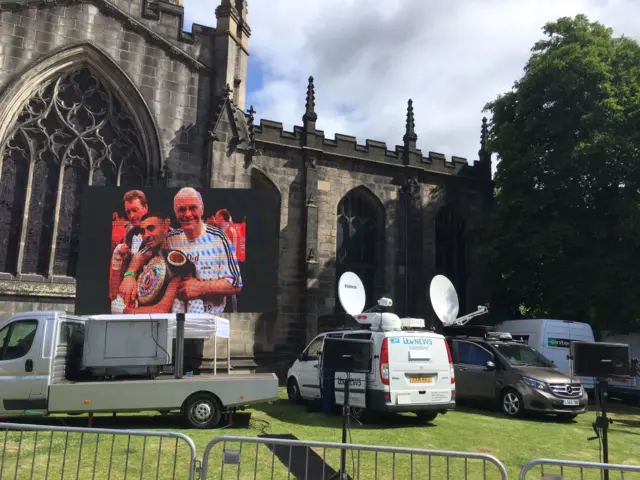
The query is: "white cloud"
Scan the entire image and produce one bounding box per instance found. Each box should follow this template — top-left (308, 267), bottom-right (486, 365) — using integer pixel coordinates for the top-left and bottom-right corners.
top-left (183, 0), bottom-right (640, 174)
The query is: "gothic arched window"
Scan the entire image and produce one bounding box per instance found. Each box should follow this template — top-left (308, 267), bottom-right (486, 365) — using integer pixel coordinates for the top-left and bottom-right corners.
top-left (250, 168), bottom-right (282, 232)
top-left (0, 67), bottom-right (146, 278)
top-left (335, 187), bottom-right (384, 313)
top-left (435, 205), bottom-right (468, 314)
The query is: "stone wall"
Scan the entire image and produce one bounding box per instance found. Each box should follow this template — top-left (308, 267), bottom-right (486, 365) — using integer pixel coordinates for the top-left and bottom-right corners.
top-left (314, 160), bottom-right (399, 317)
top-left (0, 0), bottom-right (215, 184)
top-left (0, 1), bottom-right (219, 363)
top-left (0, 294), bottom-right (74, 319)
top-left (243, 103), bottom-right (493, 339)
top-left (0, 2), bottom-right (494, 381)
top-left (207, 139), bottom-right (306, 365)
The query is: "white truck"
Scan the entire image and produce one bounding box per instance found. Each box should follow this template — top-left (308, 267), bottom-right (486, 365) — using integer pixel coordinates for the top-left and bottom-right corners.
top-left (0, 311), bottom-right (278, 429)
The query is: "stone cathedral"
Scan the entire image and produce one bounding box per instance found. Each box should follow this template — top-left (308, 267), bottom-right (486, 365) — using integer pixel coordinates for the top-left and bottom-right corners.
top-left (0, 0), bottom-right (493, 376)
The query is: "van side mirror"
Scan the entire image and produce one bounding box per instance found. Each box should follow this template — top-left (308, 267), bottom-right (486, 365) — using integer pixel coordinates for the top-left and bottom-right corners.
top-left (485, 361), bottom-right (496, 370)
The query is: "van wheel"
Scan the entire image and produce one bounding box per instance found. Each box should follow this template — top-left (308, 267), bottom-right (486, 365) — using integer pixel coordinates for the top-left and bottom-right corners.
top-left (501, 389), bottom-right (524, 417)
top-left (287, 378), bottom-right (303, 404)
top-left (183, 393), bottom-right (221, 429)
top-left (416, 412), bottom-right (438, 423)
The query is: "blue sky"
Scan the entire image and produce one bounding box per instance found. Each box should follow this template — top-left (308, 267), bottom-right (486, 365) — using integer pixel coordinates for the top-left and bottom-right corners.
top-left (182, 0), bottom-right (640, 172)
top-left (182, 1), bottom-right (263, 107)
top-left (244, 59), bottom-right (262, 105)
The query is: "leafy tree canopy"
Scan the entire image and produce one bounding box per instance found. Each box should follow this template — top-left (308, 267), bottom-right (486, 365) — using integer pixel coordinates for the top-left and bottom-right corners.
top-left (481, 15), bottom-right (640, 333)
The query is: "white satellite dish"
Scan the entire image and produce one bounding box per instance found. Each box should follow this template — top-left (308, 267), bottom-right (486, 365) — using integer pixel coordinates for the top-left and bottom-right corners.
top-left (430, 275), bottom-right (459, 326)
top-left (337, 271), bottom-right (366, 316)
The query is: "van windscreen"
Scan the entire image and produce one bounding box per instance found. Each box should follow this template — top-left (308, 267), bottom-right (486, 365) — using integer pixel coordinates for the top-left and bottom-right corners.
top-left (494, 344), bottom-right (555, 368)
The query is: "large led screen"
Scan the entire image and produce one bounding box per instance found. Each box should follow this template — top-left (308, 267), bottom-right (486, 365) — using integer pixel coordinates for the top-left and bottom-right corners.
top-left (75, 187), bottom-right (279, 315)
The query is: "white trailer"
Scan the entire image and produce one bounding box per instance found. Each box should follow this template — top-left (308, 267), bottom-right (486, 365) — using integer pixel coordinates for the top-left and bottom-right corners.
top-left (601, 331), bottom-right (640, 401)
top-left (0, 311), bottom-right (278, 429)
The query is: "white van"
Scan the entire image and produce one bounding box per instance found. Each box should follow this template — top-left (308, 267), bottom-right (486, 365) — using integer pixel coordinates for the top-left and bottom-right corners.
top-left (495, 319), bottom-right (595, 390)
top-left (286, 323), bottom-right (455, 422)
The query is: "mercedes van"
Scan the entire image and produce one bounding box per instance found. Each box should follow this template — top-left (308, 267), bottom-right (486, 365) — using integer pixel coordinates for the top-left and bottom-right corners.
top-left (495, 319), bottom-right (595, 390)
top-left (286, 325), bottom-right (455, 423)
top-left (446, 331), bottom-right (589, 419)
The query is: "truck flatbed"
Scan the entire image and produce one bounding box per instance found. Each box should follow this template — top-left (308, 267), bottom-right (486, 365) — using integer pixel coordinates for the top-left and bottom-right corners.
top-left (48, 372), bottom-right (279, 414)
top-left (1, 311), bottom-right (280, 429)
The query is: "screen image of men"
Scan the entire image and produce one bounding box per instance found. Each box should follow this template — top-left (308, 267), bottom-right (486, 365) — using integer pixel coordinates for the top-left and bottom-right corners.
top-left (213, 209), bottom-right (238, 251)
top-left (109, 190), bottom-right (149, 300)
top-left (167, 187), bottom-right (242, 313)
top-left (111, 212), bottom-right (190, 314)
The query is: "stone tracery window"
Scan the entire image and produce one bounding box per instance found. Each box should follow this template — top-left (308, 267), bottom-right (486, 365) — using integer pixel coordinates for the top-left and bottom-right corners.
top-left (335, 187), bottom-right (384, 313)
top-left (0, 67), bottom-right (146, 278)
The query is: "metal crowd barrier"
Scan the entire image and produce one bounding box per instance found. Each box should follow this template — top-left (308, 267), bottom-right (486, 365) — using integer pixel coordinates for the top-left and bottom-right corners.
top-left (0, 421), bottom-right (198, 480)
top-left (5, 422), bottom-right (640, 480)
top-left (199, 435), bottom-right (509, 480)
top-left (519, 458), bottom-right (640, 479)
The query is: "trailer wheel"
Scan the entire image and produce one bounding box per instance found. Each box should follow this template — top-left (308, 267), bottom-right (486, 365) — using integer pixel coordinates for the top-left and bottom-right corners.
top-left (184, 393), bottom-right (221, 429)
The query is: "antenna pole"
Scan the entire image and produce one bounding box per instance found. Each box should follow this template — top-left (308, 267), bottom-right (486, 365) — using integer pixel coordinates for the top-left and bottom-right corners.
top-left (175, 313), bottom-right (185, 379)
top-left (330, 370), bottom-right (351, 480)
top-left (594, 379), bottom-right (611, 480)
top-left (340, 371), bottom-right (350, 479)
top-left (449, 305), bottom-right (489, 326)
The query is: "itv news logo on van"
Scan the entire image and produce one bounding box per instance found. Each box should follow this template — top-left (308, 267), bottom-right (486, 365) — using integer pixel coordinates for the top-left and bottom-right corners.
top-left (391, 338), bottom-right (433, 345)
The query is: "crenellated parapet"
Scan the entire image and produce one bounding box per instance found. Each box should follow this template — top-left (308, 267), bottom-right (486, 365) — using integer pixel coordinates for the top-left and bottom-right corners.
top-left (141, 0), bottom-right (196, 44)
top-left (247, 76), bottom-right (491, 181)
top-left (141, 1), bottom-right (217, 47)
top-left (0, 0), bottom-right (216, 74)
top-left (139, 1), bottom-right (218, 71)
top-left (251, 119), bottom-right (490, 180)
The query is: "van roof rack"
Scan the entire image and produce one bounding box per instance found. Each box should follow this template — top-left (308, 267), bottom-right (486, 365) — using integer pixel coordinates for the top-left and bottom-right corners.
top-left (401, 326), bottom-right (436, 331)
top-left (485, 332), bottom-right (513, 341)
top-left (442, 325), bottom-right (496, 337)
top-left (327, 325), bottom-right (371, 332)
top-left (450, 334), bottom-right (485, 341)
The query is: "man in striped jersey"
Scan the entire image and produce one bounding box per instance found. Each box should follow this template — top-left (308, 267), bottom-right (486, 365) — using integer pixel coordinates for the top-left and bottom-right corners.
top-left (166, 187), bottom-right (242, 314)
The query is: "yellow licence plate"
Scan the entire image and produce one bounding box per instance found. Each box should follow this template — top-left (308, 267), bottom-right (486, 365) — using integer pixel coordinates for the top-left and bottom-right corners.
top-left (611, 377), bottom-right (628, 383)
top-left (409, 376), bottom-right (433, 384)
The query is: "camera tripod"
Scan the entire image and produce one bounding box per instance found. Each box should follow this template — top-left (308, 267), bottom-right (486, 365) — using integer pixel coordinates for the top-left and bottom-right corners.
top-left (587, 379), bottom-right (613, 480)
top-left (329, 371), bottom-right (354, 480)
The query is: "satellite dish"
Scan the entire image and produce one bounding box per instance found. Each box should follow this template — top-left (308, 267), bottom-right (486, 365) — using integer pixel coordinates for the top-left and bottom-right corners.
top-left (338, 271), bottom-right (366, 316)
top-left (430, 275), bottom-right (459, 326)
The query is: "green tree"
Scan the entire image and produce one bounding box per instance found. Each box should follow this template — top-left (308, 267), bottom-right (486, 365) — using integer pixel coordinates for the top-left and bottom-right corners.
top-left (482, 15), bottom-right (640, 333)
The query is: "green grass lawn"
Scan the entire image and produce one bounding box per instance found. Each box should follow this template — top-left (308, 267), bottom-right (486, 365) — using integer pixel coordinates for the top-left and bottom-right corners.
top-left (1, 389), bottom-right (639, 479)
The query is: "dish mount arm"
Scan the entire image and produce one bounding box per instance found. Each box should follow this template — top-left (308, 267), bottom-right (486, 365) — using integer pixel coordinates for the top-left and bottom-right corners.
top-left (449, 305), bottom-right (489, 326)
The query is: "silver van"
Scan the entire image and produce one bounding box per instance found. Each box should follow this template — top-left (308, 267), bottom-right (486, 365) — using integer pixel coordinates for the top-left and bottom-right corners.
top-left (445, 332), bottom-right (588, 420)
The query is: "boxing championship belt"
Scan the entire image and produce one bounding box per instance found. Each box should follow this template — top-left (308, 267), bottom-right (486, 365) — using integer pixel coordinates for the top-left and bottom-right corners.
top-left (136, 255), bottom-right (169, 306)
top-left (135, 250), bottom-right (196, 306)
top-left (165, 250), bottom-right (196, 278)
